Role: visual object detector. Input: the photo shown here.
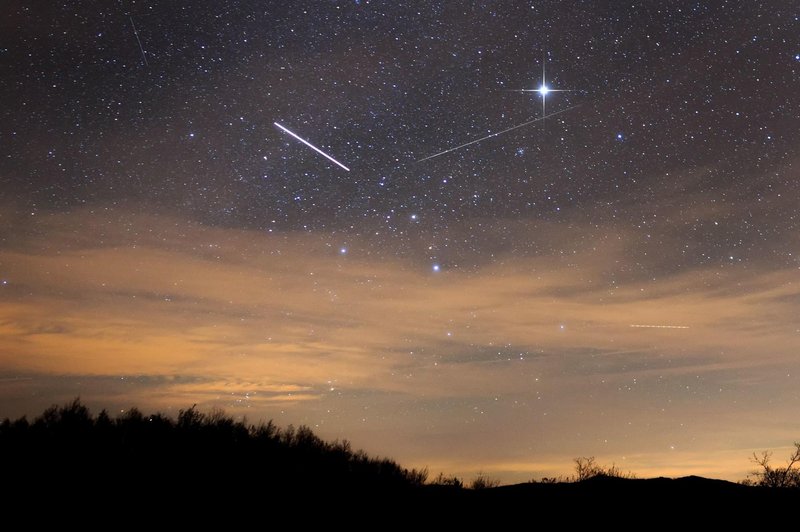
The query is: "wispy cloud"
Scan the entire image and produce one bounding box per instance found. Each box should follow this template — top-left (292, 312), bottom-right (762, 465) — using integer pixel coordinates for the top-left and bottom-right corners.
top-left (1, 204), bottom-right (798, 481)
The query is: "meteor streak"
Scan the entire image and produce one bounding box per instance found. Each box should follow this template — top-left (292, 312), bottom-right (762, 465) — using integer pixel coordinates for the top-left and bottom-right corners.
top-left (274, 122), bottom-right (350, 171)
top-left (129, 16), bottom-right (148, 67)
top-left (629, 324), bottom-right (691, 329)
top-left (417, 105), bottom-right (580, 163)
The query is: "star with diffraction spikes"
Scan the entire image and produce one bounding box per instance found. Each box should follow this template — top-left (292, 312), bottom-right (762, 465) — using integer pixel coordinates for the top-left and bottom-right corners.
top-left (510, 53), bottom-right (574, 128)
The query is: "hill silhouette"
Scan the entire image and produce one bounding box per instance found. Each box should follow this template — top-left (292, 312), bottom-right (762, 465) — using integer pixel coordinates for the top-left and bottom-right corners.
top-left (2, 399), bottom-right (797, 525)
top-left (1, 399), bottom-right (426, 492)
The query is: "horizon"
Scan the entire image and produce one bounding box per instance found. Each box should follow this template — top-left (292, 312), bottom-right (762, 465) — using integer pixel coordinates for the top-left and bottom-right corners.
top-left (2, 2), bottom-right (798, 485)
top-left (1, 394), bottom-right (794, 484)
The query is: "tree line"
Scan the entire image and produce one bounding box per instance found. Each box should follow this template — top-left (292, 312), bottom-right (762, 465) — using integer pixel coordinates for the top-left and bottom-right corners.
top-left (2, 398), bottom-right (798, 491)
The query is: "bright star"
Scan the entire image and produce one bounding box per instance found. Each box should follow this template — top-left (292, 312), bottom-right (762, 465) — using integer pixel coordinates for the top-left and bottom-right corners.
top-left (432, 264), bottom-right (441, 272)
top-left (510, 53), bottom-right (574, 127)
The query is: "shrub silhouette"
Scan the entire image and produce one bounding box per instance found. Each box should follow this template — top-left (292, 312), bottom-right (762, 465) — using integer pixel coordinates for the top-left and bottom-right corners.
top-left (431, 472), bottom-right (464, 488)
top-left (7, 396), bottom-right (796, 516)
top-left (0, 398), bottom-right (429, 499)
top-left (469, 473), bottom-right (501, 489)
top-left (574, 456), bottom-right (635, 481)
top-left (749, 443), bottom-right (800, 488)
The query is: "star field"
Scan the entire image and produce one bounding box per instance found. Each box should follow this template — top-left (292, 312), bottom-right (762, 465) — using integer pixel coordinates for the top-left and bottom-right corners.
top-left (1, 1), bottom-right (799, 482)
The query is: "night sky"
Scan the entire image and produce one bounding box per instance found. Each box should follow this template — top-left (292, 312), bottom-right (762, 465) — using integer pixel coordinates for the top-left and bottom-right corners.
top-left (2, 1), bottom-right (799, 482)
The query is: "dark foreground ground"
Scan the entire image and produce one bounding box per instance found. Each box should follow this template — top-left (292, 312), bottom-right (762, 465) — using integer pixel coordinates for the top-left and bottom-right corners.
top-left (7, 471), bottom-right (798, 527)
top-left (3, 402), bottom-right (797, 526)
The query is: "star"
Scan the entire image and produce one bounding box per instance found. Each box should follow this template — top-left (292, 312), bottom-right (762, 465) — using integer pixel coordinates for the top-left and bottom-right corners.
top-left (511, 53), bottom-right (574, 124)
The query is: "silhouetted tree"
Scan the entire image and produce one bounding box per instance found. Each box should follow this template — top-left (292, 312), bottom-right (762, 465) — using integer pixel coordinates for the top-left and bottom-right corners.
top-left (574, 456), bottom-right (634, 480)
top-left (0, 398), bottom-right (429, 500)
top-left (750, 443), bottom-right (800, 488)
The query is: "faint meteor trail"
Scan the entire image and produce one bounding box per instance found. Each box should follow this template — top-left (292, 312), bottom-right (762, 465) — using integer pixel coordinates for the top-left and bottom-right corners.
top-left (417, 104), bottom-right (580, 163)
top-left (629, 324), bottom-right (691, 329)
top-left (274, 122), bottom-right (350, 171)
top-left (129, 16), bottom-right (149, 67)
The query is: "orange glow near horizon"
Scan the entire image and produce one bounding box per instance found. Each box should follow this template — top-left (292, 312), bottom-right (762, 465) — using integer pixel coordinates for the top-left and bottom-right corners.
top-left (1, 207), bottom-right (798, 484)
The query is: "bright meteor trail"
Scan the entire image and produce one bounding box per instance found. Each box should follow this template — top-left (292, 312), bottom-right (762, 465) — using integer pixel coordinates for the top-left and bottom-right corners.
top-left (274, 122), bottom-right (350, 171)
top-left (417, 105), bottom-right (580, 162)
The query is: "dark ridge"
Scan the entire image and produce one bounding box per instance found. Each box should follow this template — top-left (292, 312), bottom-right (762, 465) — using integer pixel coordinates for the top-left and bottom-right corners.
top-left (2, 399), bottom-right (797, 525)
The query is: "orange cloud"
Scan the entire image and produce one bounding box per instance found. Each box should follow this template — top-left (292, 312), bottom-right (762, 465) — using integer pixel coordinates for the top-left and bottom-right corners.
top-left (1, 207), bottom-right (798, 482)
